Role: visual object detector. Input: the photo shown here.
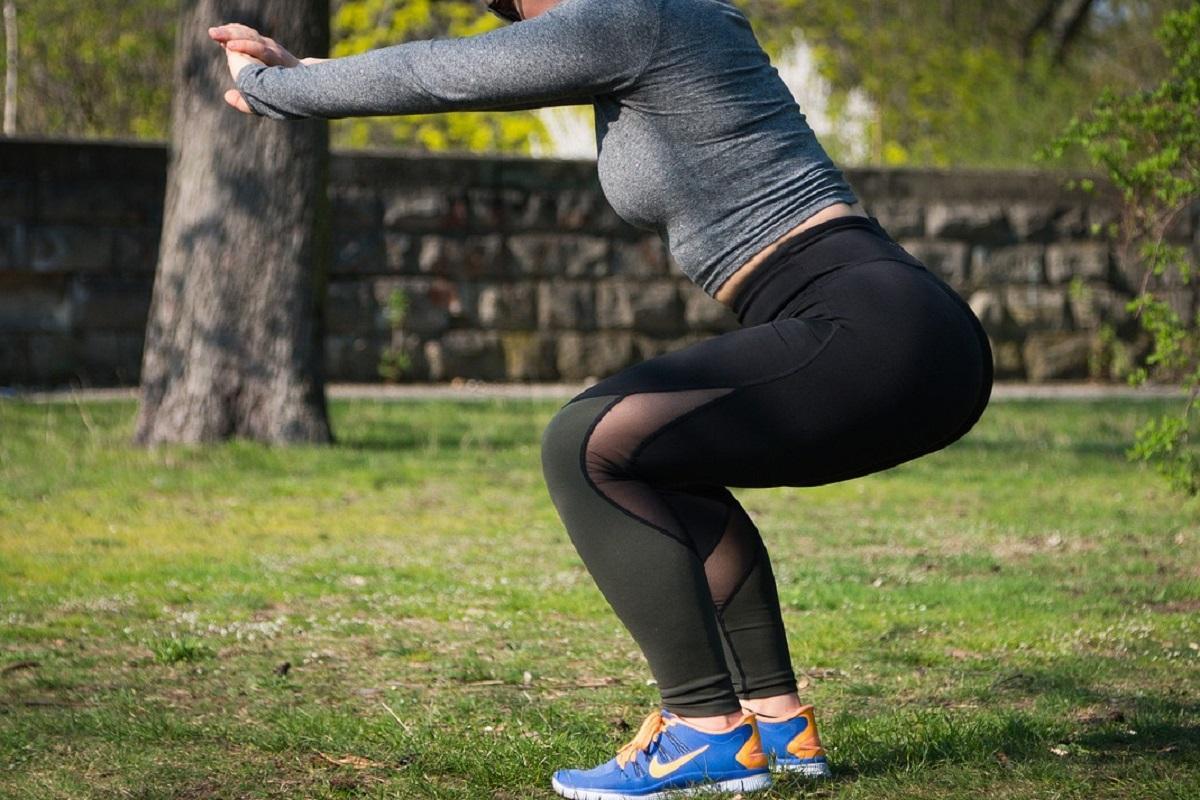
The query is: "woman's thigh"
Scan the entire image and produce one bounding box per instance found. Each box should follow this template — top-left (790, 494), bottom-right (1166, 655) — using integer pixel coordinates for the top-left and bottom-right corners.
top-left (566, 257), bottom-right (992, 491)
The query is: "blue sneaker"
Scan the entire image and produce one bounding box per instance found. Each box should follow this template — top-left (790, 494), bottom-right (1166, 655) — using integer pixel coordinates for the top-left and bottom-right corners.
top-left (550, 708), bottom-right (772, 799)
top-left (754, 704), bottom-right (831, 777)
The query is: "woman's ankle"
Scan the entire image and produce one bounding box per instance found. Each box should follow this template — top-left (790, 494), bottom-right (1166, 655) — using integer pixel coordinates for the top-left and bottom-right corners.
top-left (738, 692), bottom-right (804, 719)
top-left (674, 709), bottom-right (746, 733)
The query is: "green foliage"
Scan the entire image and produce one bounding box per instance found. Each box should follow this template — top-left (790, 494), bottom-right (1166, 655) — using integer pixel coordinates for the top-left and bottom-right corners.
top-left (148, 635), bottom-right (214, 665)
top-left (1046, 5), bottom-right (1200, 496)
top-left (743, 0), bottom-right (1181, 167)
top-left (329, 0), bottom-right (551, 154)
top-left (0, 0), bottom-right (176, 139)
top-left (378, 286), bottom-right (411, 382)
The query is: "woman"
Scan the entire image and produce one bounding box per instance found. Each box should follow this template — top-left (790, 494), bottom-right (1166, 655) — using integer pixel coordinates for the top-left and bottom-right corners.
top-left (212, 0), bottom-right (993, 797)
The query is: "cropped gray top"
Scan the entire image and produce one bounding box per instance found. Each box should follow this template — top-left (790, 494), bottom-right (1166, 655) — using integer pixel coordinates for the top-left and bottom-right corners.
top-left (235, 0), bottom-right (860, 298)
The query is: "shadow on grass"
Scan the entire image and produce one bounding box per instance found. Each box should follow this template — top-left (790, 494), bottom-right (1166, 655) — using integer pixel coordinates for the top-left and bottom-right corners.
top-left (814, 665), bottom-right (1199, 782)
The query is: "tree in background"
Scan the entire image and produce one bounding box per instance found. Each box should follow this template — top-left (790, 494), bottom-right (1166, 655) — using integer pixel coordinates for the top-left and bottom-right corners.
top-left (136, 0), bottom-right (333, 445)
top-left (1046, 5), bottom-right (1199, 496)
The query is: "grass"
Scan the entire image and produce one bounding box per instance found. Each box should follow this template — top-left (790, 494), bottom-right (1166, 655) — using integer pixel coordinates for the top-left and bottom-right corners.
top-left (0, 394), bottom-right (1197, 799)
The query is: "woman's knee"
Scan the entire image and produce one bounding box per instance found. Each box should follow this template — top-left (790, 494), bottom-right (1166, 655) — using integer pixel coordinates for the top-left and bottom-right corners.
top-left (540, 395), bottom-right (610, 497)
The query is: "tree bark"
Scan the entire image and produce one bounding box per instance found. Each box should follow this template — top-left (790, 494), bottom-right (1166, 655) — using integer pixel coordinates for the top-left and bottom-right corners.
top-left (136, 0), bottom-right (332, 445)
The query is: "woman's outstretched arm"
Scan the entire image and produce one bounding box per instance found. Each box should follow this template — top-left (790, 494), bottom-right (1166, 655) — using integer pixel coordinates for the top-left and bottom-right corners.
top-left (228, 0), bottom-right (659, 121)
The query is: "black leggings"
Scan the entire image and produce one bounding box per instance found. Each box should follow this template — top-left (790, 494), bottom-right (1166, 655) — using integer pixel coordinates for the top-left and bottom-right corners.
top-left (540, 214), bottom-right (994, 716)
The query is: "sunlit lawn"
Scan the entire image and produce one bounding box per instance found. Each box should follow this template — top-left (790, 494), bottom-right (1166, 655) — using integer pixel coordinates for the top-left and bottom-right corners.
top-left (1, 395), bottom-right (1197, 799)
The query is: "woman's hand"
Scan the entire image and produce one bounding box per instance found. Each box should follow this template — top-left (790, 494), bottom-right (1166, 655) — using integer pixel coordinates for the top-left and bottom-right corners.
top-left (209, 23), bottom-right (300, 114)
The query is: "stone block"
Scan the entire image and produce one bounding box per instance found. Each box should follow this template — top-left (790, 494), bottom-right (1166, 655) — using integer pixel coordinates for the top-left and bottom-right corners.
top-left (1022, 331), bottom-right (1094, 381)
top-left (499, 331), bottom-right (558, 380)
top-left (971, 244), bottom-right (1045, 286)
top-left (36, 179), bottom-right (162, 226)
top-left (70, 276), bottom-right (153, 332)
top-left (898, 240), bottom-right (969, 286)
top-left (595, 279), bottom-right (683, 335)
top-left (332, 228), bottom-right (386, 275)
top-left (418, 234), bottom-right (506, 279)
top-left (966, 289), bottom-right (1005, 333)
top-left (0, 179), bottom-right (32, 219)
top-left (554, 331), bottom-right (636, 381)
top-left (633, 334), bottom-right (710, 361)
top-left (555, 189), bottom-right (612, 231)
top-left (1085, 204), bottom-right (1120, 236)
top-left (991, 338), bottom-right (1024, 380)
top-left (1045, 242), bottom-right (1110, 284)
top-left (476, 282), bottom-right (537, 330)
top-left (383, 232), bottom-right (416, 274)
top-left (27, 334), bottom-right (77, 386)
top-left (681, 282), bottom-right (739, 332)
top-left (1162, 286), bottom-right (1198, 323)
top-left (384, 277), bottom-right (466, 336)
top-left (0, 223), bottom-right (27, 270)
top-left (870, 202), bottom-right (925, 238)
top-left (30, 226), bottom-right (113, 273)
top-left (595, 280), bottom-right (634, 329)
top-left (610, 237), bottom-right (667, 278)
top-left (508, 234), bottom-right (608, 278)
top-left (112, 227), bottom-right (161, 273)
top-left (926, 203), bottom-right (1014, 244)
top-left (1050, 206), bottom-right (1090, 238)
top-left (1003, 285), bottom-right (1069, 331)
top-left (78, 332), bottom-right (144, 384)
top-left (325, 281), bottom-right (386, 337)
top-left (0, 276), bottom-right (72, 333)
top-left (1006, 203), bottom-right (1060, 242)
top-left (468, 187), bottom-right (528, 229)
top-left (632, 281), bottom-right (685, 337)
top-left (1066, 283), bottom-right (1131, 330)
top-left (537, 280), bottom-right (596, 330)
top-left (324, 335), bottom-right (386, 382)
top-left (331, 186), bottom-right (382, 230)
top-left (428, 329), bottom-right (506, 382)
top-left (0, 335), bottom-right (30, 385)
top-left (382, 187), bottom-right (458, 230)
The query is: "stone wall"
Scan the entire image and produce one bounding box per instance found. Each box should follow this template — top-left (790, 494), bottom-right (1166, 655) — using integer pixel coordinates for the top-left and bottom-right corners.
top-left (1, 136), bottom-right (1195, 388)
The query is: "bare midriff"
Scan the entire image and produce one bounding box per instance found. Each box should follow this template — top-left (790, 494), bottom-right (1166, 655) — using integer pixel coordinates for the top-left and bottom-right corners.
top-left (714, 201), bottom-right (870, 309)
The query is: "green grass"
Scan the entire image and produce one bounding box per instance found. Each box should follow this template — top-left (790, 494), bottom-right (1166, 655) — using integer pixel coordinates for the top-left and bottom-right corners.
top-left (0, 395), bottom-right (1197, 799)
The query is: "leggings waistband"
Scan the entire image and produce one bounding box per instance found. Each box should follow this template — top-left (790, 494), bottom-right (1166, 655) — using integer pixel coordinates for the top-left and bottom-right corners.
top-left (730, 214), bottom-right (913, 327)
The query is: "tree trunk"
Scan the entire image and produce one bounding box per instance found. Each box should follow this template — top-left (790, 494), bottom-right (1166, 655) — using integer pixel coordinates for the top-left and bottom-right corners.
top-left (136, 0), bottom-right (332, 445)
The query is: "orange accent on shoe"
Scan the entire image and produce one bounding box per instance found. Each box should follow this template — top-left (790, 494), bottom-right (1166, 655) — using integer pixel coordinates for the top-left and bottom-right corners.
top-left (784, 705), bottom-right (827, 760)
top-left (615, 710), bottom-right (668, 770)
top-left (735, 714), bottom-right (769, 770)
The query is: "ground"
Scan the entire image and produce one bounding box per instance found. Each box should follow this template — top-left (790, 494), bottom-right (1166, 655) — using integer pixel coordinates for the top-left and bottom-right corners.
top-left (0, 396), bottom-right (1197, 799)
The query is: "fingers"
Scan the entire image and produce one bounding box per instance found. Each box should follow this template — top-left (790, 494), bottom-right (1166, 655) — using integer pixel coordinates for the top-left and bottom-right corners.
top-left (225, 39), bottom-right (270, 60)
top-left (224, 46), bottom-right (266, 84)
top-left (208, 23), bottom-right (265, 43)
top-left (224, 89), bottom-right (254, 115)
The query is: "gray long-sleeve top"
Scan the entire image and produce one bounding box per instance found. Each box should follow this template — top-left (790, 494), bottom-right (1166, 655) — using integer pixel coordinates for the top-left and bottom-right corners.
top-left (235, 0), bottom-right (859, 298)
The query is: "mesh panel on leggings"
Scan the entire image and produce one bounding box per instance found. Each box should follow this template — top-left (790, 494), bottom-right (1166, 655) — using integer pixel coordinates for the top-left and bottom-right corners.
top-left (702, 499), bottom-right (762, 610)
top-left (583, 389), bottom-right (761, 609)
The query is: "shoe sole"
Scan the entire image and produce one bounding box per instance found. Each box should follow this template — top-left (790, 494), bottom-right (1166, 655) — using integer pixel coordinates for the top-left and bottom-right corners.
top-left (550, 773), bottom-right (772, 799)
top-left (771, 760), bottom-right (831, 778)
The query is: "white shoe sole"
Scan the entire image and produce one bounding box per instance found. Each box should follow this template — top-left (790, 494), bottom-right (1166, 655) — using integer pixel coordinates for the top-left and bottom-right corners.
top-left (550, 773), bottom-right (772, 799)
top-left (772, 760), bottom-right (831, 777)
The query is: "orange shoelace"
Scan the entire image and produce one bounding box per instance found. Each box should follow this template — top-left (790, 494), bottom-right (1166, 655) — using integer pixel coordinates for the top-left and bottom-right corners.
top-left (615, 709), bottom-right (675, 769)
